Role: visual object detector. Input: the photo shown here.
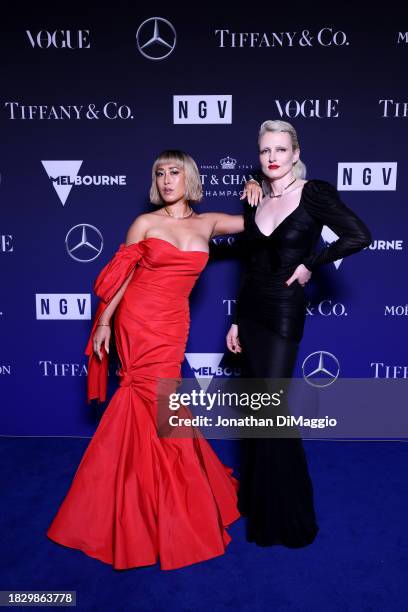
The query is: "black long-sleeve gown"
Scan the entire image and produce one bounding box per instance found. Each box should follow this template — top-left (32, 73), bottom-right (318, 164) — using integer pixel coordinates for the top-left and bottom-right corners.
top-left (234, 178), bottom-right (371, 547)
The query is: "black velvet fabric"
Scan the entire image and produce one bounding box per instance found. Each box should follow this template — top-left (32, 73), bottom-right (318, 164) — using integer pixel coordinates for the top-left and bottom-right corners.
top-left (234, 179), bottom-right (371, 547)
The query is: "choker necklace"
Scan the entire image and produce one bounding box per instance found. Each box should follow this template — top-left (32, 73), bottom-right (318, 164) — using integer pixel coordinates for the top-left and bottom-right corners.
top-left (164, 205), bottom-right (194, 219)
top-left (270, 176), bottom-right (297, 198)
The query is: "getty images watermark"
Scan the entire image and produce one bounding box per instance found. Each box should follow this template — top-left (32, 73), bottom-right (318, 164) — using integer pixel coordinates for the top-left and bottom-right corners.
top-left (166, 388), bottom-right (337, 430)
top-left (156, 377), bottom-right (408, 440)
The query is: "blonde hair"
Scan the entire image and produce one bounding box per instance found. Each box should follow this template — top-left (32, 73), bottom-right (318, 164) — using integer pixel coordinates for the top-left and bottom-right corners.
top-left (150, 150), bottom-right (203, 205)
top-left (258, 119), bottom-right (307, 179)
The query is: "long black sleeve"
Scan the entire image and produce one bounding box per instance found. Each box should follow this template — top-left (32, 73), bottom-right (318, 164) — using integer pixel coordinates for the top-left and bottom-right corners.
top-left (301, 180), bottom-right (372, 270)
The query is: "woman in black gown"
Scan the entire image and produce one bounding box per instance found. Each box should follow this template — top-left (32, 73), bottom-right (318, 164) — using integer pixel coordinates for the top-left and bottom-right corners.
top-left (226, 119), bottom-right (371, 547)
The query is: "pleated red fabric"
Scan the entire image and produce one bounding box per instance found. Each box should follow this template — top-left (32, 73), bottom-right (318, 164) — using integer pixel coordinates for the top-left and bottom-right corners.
top-left (46, 237), bottom-right (240, 570)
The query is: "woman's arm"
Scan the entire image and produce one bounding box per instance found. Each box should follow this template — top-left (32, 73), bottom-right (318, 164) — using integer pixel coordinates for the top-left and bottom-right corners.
top-left (96, 215), bottom-right (149, 326)
top-left (96, 273), bottom-right (134, 326)
top-left (210, 213), bottom-right (244, 237)
top-left (240, 171), bottom-right (264, 206)
top-left (91, 215), bottom-right (149, 360)
top-left (302, 180), bottom-right (372, 270)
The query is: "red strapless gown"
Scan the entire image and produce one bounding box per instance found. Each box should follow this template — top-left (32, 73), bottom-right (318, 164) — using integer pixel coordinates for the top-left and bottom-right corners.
top-left (46, 237), bottom-right (240, 570)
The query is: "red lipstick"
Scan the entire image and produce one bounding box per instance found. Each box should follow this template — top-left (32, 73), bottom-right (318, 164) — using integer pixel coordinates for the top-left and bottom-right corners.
top-left (268, 164), bottom-right (280, 169)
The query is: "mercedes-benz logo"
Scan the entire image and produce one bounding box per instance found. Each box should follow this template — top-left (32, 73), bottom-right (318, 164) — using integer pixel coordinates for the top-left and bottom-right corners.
top-left (302, 350), bottom-right (340, 387)
top-left (65, 224), bottom-right (103, 262)
top-left (136, 17), bottom-right (176, 61)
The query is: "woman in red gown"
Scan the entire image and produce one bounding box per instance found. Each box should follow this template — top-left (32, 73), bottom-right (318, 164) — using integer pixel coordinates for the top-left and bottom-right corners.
top-left (46, 150), bottom-right (244, 570)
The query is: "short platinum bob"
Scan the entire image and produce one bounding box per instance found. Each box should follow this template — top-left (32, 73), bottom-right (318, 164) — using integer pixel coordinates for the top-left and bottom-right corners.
top-left (150, 150), bottom-right (203, 205)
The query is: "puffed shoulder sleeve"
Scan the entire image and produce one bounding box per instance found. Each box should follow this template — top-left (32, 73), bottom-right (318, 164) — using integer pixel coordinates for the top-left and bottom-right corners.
top-left (93, 242), bottom-right (144, 303)
top-left (302, 180), bottom-right (372, 270)
top-left (84, 241), bottom-right (144, 403)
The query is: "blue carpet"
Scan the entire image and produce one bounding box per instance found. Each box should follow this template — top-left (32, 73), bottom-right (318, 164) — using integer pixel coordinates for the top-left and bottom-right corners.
top-left (0, 437), bottom-right (407, 611)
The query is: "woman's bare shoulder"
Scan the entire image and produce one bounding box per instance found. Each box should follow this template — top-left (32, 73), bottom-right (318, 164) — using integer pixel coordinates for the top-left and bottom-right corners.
top-left (126, 212), bottom-right (162, 243)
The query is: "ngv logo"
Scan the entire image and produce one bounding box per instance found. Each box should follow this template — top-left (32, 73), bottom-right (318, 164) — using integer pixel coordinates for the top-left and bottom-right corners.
top-left (36, 294), bottom-right (91, 320)
top-left (173, 95), bottom-right (232, 124)
top-left (26, 30), bottom-right (90, 49)
top-left (337, 162), bottom-right (397, 191)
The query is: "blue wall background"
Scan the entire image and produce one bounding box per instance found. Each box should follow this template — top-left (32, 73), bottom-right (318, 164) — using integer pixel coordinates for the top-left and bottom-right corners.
top-left (1, 3), bottom-right (407, 435)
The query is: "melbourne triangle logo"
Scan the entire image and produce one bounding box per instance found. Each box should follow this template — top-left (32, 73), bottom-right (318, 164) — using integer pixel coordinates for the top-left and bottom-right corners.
top-left (184, 353), bottom-right (224, 391)
top-left (41, 160), bottom-right (83, 206)
top-left (321, 226), bottom-right (343, 269)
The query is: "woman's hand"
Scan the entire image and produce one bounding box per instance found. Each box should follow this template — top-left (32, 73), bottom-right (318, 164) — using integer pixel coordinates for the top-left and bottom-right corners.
top-left (93, 324), bottom-right (111, 360)
top-left (226, 324), bottom-right (242, 353)
top-left (240, 179), bottom-right (263, 207)
top-left (285, 264), bottom-right (312, 287)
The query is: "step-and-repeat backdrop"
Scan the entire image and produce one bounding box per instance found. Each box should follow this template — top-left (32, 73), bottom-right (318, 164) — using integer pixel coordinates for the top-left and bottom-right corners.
top-left (1, 6), bottom-right (407, 435)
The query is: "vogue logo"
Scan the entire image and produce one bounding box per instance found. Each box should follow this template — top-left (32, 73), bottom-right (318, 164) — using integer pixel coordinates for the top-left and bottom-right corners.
top-left (337, 163), bottom-right (397, 190)
top-left (26, 30), bottom-right (90, 49)
top-left (212, 237), bottom-right (237, 248)
top-left (0, 235), bottom-right (13, 252)
top-left (173, 95), bottom-right (232, 124)
top-left (273, 99), bottom-right (339, 118)
top-left (35, 294), bottom-right (91, 320)
top-left (214, 28), bottom-right (349, 48)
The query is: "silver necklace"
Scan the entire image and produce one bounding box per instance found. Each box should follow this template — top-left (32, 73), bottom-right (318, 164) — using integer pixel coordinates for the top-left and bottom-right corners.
top-left (270, 176), bottom-right (297, 198)
top-left (164, 205), bottom-right (194, 219)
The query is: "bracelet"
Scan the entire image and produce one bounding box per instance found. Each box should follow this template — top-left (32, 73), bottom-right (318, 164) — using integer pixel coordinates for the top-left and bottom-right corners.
top-left (97, 323), bottom-right (110, 327)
